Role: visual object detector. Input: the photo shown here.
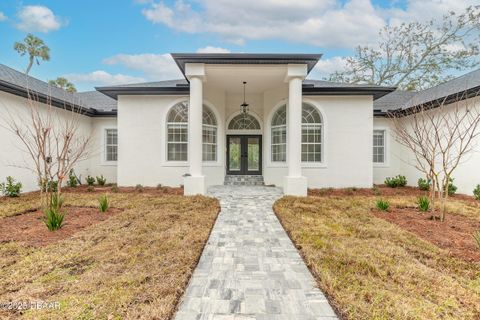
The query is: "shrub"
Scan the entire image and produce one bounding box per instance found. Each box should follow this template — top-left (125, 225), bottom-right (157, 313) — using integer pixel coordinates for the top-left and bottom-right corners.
top-left (0, 176), bottom-right (22, 197)
top-left (372, 186), bottom-right (381, 196)
top-left (43, 193), bottom-right (65, 231)
top-left (417, 196), bottom-right (431, 212)
top-left (85, 175), bottom-right (95, 186)
top-left (87, 186), bottom-right (94, 192)
top-left (375, 199), bottom-right (390, 211)
top-left (446, 178), bottom-right (457, 196)
top-left (40, 179), bottom-right (58, 192)
top-left (385, 175), bottom-right (407, 188)
top-left (111, 185), bottom-right (119, 193)
top-left (474, 231), bottom-right (480, 249)
top-left (473, 185), bottom-right (480, 200)
top-left (135, 184), bottom-right (144, 193)
top-left (156, 183), bottom-right (163, 190)
top-left (98, 194), bottom-right (109, 212)
top-left (67, 169), bottom-right (79, 187)
top-left (96, 175), bottom-right (106, 186)
top-left (418, 178), bottom-right (431, 191)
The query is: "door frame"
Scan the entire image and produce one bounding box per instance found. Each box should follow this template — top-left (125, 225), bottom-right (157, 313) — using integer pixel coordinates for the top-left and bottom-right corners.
top-left (226, 135), bottom-right (262, 175)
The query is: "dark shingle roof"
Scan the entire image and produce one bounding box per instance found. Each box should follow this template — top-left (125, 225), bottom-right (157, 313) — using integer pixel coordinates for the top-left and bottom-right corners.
top-left (0, 64), bottom-right (116, 116)
top-left (109, 79), bottom-right (188, 88)
top-left (373, 90), bottom-right (417, 113)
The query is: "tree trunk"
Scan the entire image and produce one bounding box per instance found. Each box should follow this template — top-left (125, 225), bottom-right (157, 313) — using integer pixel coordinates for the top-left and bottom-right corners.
top-left (26, 57), bottom-right (34, 75)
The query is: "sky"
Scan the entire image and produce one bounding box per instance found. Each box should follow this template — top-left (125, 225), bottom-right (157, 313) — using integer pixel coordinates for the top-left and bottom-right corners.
top-left (0, 0), bottom-right (477, 92)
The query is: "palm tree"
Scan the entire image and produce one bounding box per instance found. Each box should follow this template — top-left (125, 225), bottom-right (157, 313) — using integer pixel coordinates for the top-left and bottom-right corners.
top-left (48, 77), bottom-right (77, 93)
top-left (14, 34), bottom-right (50, 74)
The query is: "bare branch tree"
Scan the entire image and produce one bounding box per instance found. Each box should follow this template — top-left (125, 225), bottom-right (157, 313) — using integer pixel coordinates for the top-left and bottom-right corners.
top-left (389, 89), bottom-right (480, 221)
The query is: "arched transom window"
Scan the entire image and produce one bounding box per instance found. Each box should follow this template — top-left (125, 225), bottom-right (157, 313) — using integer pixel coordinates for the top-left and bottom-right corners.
top-left (166, 102), bottom-right (218, 162)
top-left (228, 113), bottom-right (261, 130)
top-left (270, 103), bottom-right (323, 163)
top-left (271, 105), bottom-right (287, 162)
top-left (301, 103), bottom-right (322, 162)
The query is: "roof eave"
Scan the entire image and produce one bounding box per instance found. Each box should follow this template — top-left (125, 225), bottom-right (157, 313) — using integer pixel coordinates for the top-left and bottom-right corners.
top-left (303, 86), bottom-right (397, 100)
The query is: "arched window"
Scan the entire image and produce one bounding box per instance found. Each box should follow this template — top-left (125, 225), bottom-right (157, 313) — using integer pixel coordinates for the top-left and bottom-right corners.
top-left (228, 113), bottom-right (261, 130)
top-left (301, 103), bottom-right (322, 162)
top-left (166, 102), bottom-right (218, 162)
top-left (167, 102), bottom-right (189, 161)
top-left (202, 106), bottom-right (218, 161)
top-left (271, 105), bottom-right (287, 162)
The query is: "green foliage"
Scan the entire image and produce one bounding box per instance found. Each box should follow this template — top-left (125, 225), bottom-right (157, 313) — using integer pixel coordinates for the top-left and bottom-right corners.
top-left (135, 184), bottom-right (144, 193)
top-left (375, 199), bottom-right (390, 211)
top-left (85, 175), bottom-right (96, 186)
top-left (40, 179), bottom-right (58, 192)
top-left (473, 185), bottom-right (480, 200)
top-left (0, 176), bottom-right (22, 197)
top-left (385, 175), bottom-right (407, 188)
top-left (417, 196), bottom-right (431, 212)
top-left (446, 178), bottom-right (457, 196)
top-left (111, 185), bottom-right (119, 193)
top-left (67, 169), bottom-right (79, 188)
top-left (43, 193), bottom-right (65, 231)
top-left (98, 194), bottom-right (109, 213)
top-left (96, 175), bottom-right (106, 186)
top-left (14, 33), bottom-right (50, 74)
top-left (474, 231), bottom-right (480, 249)
top-left (418, 178), bottom-right (431, 191)
top-left (48, 77), bottom-right (76, 93)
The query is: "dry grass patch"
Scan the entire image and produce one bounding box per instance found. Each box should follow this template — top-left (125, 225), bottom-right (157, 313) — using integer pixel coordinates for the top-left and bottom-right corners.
top-left (274, 195), bottom-right (480, 320)
top-left (0, 192), bottom-right (220, 320)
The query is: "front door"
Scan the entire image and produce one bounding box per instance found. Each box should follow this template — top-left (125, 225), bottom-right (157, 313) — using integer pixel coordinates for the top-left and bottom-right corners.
top-left (227, 135), bottom-right (262, 175)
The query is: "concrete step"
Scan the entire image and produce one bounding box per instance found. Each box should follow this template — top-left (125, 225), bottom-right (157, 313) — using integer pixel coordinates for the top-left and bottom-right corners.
top-left (224, 175), bottom-right (265, 186)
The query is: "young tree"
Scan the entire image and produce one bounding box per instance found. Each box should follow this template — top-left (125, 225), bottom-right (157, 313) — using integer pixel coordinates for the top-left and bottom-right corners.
top-left (389, 90), bottom-right (480, 221)
top-left (330, 6), bottom-right (480, 91)
top-left (49, 77), bottom-right (77, 93)
top-left (14, 34), bottom-right (51, 74)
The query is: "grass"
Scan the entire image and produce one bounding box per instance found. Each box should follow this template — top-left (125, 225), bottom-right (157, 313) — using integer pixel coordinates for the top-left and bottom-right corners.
top-left (0, 191), bottom-right (220, 319)
top-left (274, 195), bottom-right (480, 320)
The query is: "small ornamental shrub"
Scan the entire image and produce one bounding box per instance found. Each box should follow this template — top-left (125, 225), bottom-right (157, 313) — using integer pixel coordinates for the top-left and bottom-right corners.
top-left (446, 178), bottom-right (457, 196)
top-left (0, 176), bottom-right (22, 197)
top-left (96, 175), bottom-right (106, 186)
top-left (385, 175), bottom-right (407, 188)
top-left (372, 186), bottom-right (381, 196)
top-left (43, 194), bottom-right (65, 231)
top-left (67, 169), bottom-right (79, 187)
top-left (98, 194), bottom-right (109, 213)
top-left (156, 183), bottom-right (163, 190)
top-left (111, 185), bottom-right (119, 193)
top-left (85, 175), bottom-right (95, 186)
top-left (40, 179), bottom-right (58, 192)
top-left (87, 186), bottom-right (94, 192)
top-left (376, 199), bottom-right (390, 211)
top-left (417, 196), bottom-right (431, 212)
top-left (135, 184), bottom-right (144, 193)
top-left (473, 185), bottom-right (480, 200)
top-left (418, 178), bottom-right (431, 191)
top-left (473, 231), bottom-right (480, 249)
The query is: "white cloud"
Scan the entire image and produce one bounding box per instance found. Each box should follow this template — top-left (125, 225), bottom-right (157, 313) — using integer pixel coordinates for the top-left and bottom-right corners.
top-left (64, 71), bottom-right (145, 87)
top-left (16, 5), bottom-right (62, 33)
top-left (0, 12), bottom-right (7, 21)
top-left (103, 53), bottom-right (183, 79)
top-left (140, 0), bottom-right (478, 48)
top-left (196, 46), bottom-right (231, 53)
top-left (309, 56), bottom-right (349, 79)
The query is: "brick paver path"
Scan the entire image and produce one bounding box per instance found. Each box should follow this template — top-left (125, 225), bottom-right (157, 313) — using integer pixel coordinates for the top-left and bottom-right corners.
top-left (174, 185), bottom-right (338, 320)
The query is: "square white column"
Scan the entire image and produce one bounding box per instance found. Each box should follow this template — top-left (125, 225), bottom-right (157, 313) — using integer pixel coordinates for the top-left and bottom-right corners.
top-left (184, 63), bottom-right (206, 195)
top-left (284, 64), bottom-right (308, 196)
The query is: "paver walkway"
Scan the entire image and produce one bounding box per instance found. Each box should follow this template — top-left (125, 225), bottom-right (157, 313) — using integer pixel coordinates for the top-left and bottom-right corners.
top-left (174, 185), bottom-right (338, 320)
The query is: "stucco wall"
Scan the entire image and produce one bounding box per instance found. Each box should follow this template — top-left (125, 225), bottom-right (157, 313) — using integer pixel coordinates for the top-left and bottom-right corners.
top-left (88, 117), bottom-right (118, 184)
top-left (373, 96), bottom-right (480, 195)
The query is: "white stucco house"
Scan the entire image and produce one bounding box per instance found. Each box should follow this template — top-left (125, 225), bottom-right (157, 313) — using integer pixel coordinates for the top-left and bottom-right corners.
top-left (1, 53), bottom-right (480, 196)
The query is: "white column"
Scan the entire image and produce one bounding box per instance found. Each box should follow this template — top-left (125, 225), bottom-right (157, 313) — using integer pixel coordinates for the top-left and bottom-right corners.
top-left (184, 63), bottom-right (206, 195)
top-left (283, 64), bottom-right (308, 196)
top-left (189, 76), bottom-right (203, 177)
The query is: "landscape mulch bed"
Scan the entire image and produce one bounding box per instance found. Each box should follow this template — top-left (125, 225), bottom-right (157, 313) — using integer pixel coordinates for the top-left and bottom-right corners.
top-left (0, 206), bottom-right (122, 247)
top-left (308, 185), bottom-right (430, 197)
top-left (373, 208), bottom-right (480, 262)
top-left (63, 185), bottom-right (184, 195)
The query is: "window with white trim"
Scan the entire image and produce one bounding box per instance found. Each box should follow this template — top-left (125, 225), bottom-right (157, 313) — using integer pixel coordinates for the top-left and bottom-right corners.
top-left (202, 106), bottom-right (218, 162)
top-left (105, 129), bottom-right (118, 162)
top-left (271, 105), bottom-right (287, 162)
top-left (301, 103), bottom-right (322, 162)
top-left (373, 130), bottom-right (386, 163)
top-left (167, 102), bottom-right (189, 161)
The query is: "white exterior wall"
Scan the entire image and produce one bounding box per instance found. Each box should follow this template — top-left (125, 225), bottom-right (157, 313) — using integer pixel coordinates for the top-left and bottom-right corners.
top-left (89, 117), bottom-right (118, 184)
top-left (373, 96), bottom-right (480, 195)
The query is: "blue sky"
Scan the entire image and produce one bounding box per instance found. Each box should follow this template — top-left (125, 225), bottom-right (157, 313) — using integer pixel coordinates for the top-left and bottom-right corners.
top-left (0, 0), bottom-right (476, 91)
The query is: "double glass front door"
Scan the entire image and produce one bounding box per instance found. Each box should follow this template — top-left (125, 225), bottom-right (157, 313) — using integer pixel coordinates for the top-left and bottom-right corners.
top-left (227, 135), bottom-right (262, 175)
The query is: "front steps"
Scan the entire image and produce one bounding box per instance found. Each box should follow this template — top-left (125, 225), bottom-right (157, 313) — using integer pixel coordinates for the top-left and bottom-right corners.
top-left (224, 175), bottom-right (264, 186)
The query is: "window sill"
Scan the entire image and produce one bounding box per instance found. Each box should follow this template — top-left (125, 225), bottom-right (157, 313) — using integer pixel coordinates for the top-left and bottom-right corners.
top-left (163, 161), bottom-right (189, 167)
top-left (203, 162), bottom-right (223, 167)
top-left (373, 163), bottom-right (389, 168)
top-left (301, 162), bottom-right (327, 168)
top-left (100, 161), bottom-right (117, 166)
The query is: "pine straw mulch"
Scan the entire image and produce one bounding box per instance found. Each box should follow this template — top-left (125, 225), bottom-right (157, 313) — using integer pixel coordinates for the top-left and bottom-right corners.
top-left (0, 191), bottom-right (220, 320)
